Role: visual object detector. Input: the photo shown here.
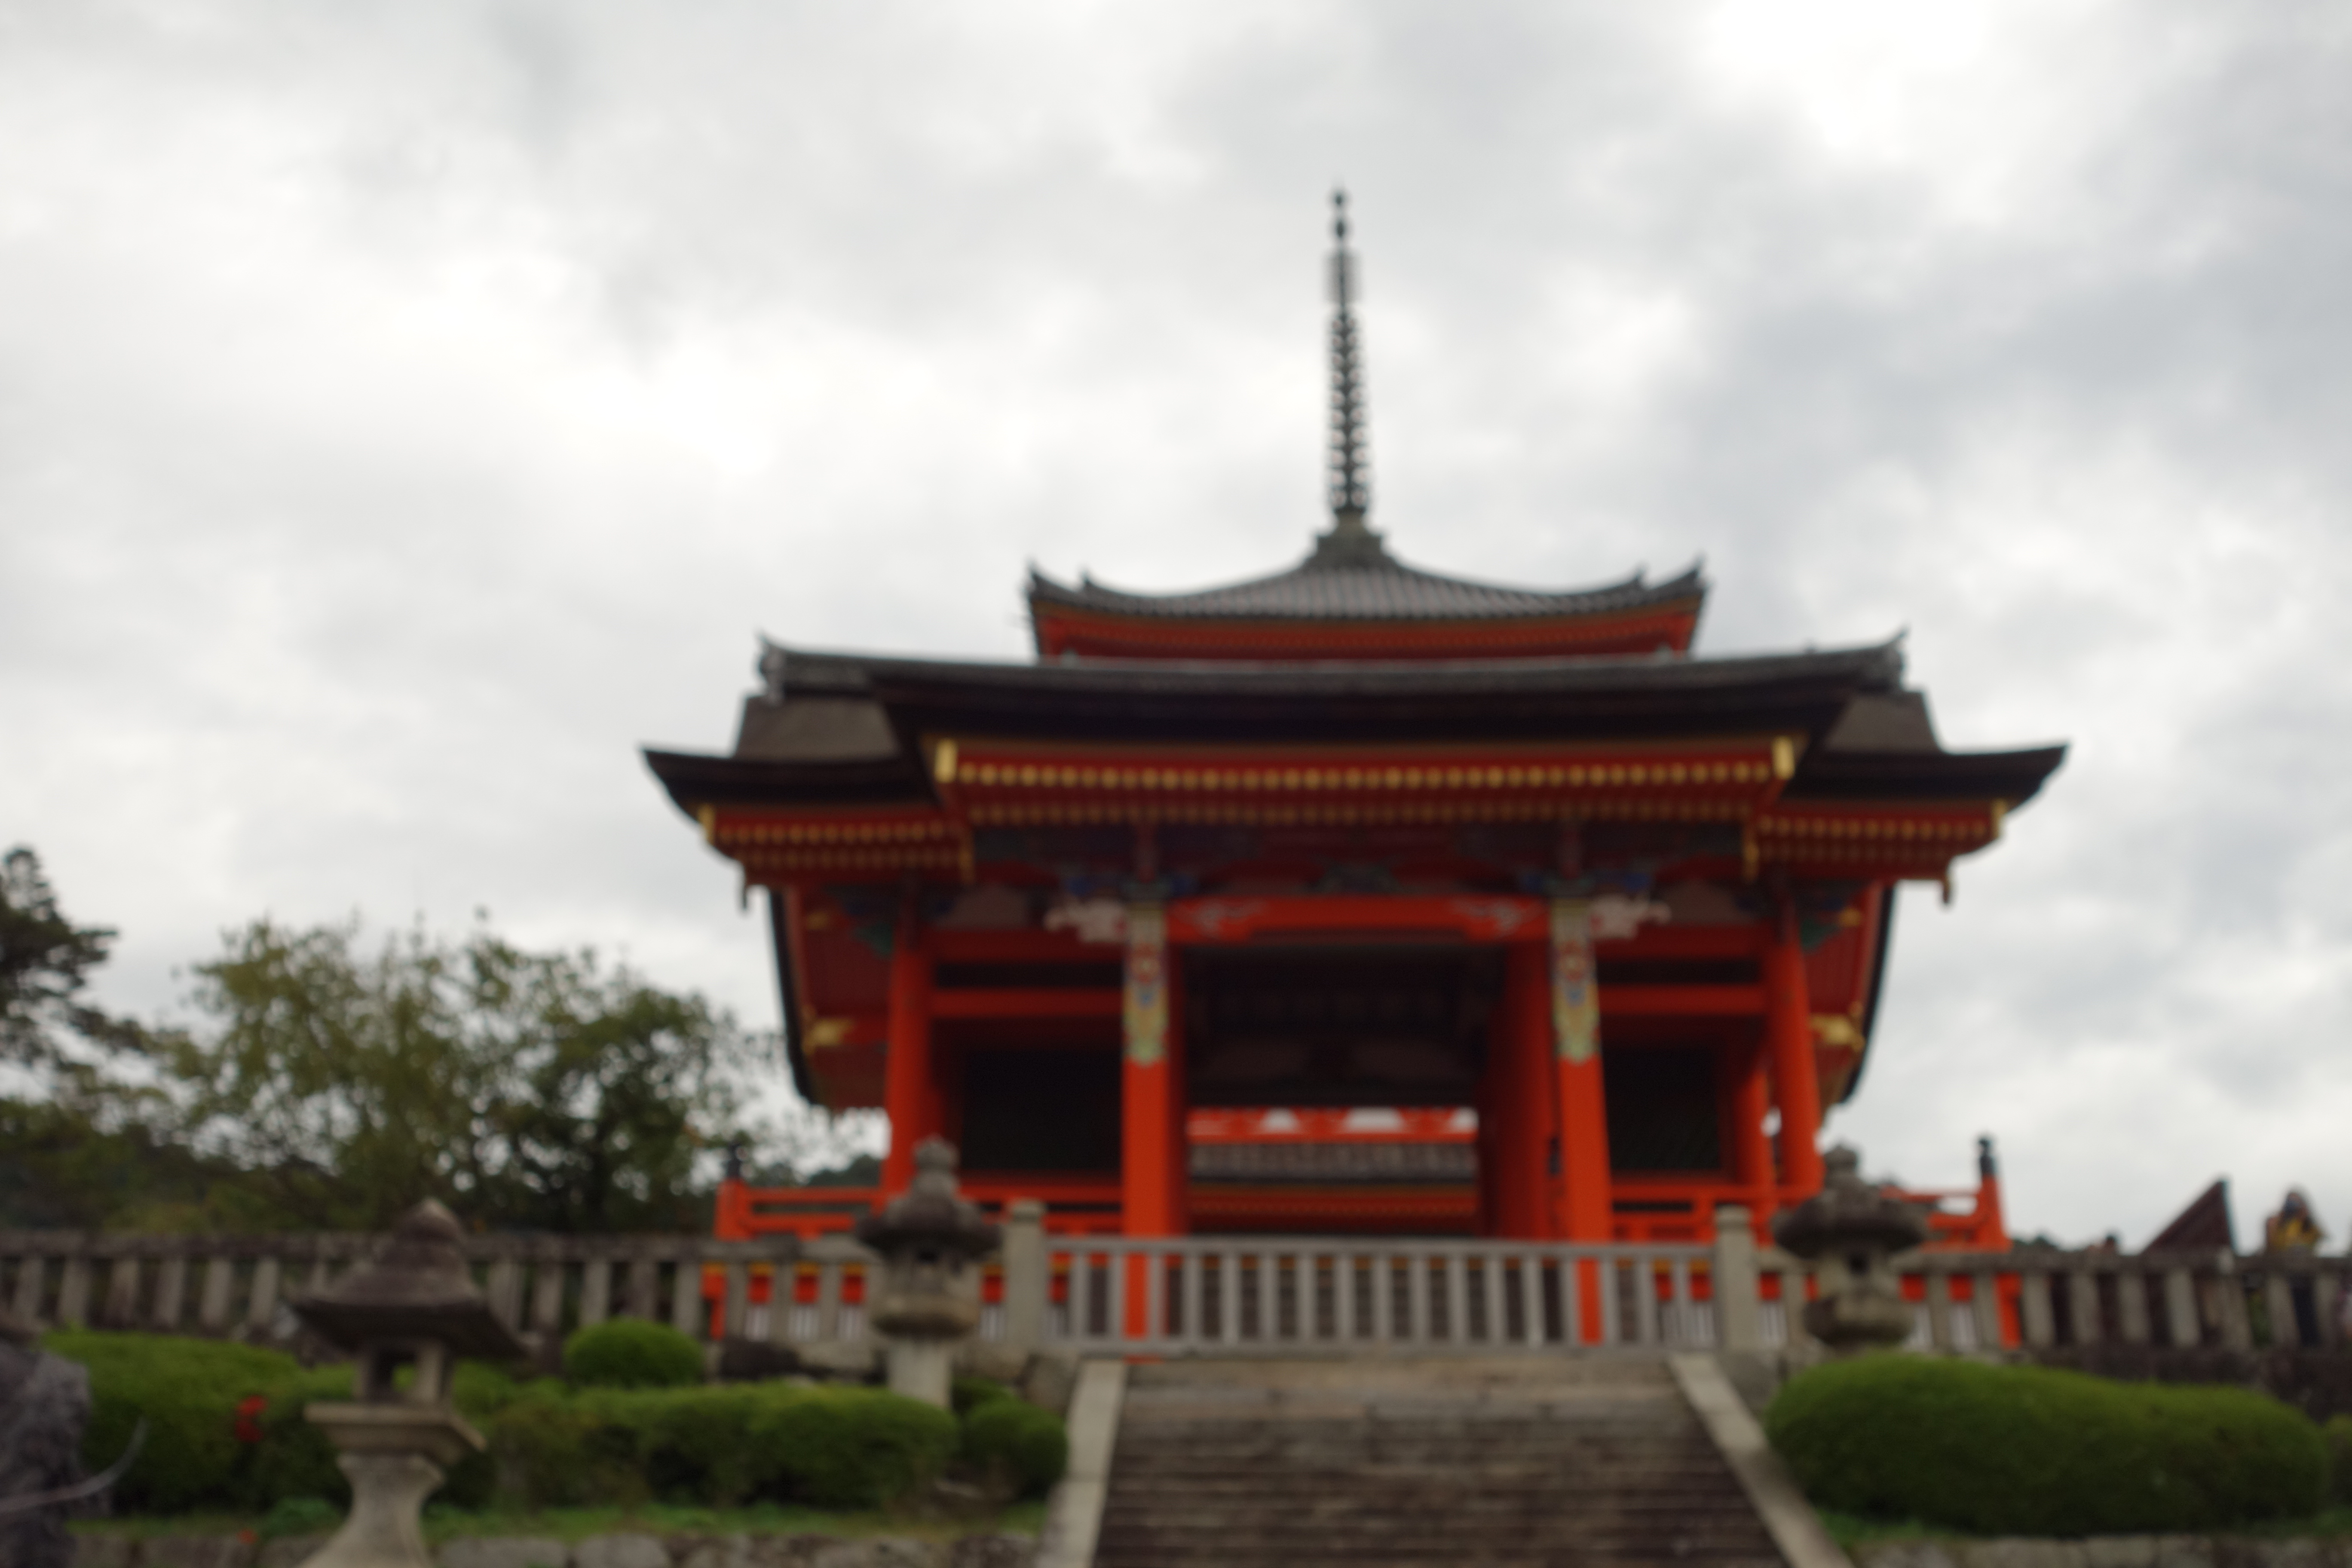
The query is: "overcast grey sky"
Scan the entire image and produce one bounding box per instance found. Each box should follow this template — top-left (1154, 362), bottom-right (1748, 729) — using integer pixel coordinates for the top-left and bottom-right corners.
top-left (4, 1), bottom-right (2348, 1247)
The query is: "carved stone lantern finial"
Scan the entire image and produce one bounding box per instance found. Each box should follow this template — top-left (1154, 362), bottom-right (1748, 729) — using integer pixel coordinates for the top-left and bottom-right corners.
top-left (289, 1200), bottom-right (524, 1568)
top-left (854, 1139), bottom-right (1001, 1408)
top-left (1771, 1145), bottom-right (1928, 1355)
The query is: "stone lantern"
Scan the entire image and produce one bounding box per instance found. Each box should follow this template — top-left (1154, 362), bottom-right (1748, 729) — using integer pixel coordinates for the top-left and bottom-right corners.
top-left (289, 1200), bottom-right (525, 1568)
top-left (855, 1139), bottom-right (1001, 1408)
top-left (1771, 1145), bottom-right (1929, 1355)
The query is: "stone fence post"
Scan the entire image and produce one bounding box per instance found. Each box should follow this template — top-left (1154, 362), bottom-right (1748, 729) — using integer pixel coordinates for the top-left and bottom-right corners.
top-left (1713, 1204), bottom-right (1762, 1354)
top-left (1001, 1199), bottom-right (1048, 1353)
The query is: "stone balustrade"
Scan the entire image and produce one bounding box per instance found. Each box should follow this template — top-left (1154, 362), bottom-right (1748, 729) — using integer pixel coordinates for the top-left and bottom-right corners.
top-left (7, 1216), bottom-right (2349, 1359)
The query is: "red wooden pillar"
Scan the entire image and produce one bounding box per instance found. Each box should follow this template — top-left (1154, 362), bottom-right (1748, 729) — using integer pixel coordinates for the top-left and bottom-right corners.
top-left (1121, 902), bottom-right (1177, 1238)
top-left (1487, 942), bottom-right (1554, 1239)
top-left (1550, 902), bottom-right (1613, 1241)
top-left (1764, 899), bottom-right (1826, 1196)
top-left (1164, 971), bottom-right (1190, 1236)
top-left (1121, 902), bottom-right (1177, 1337)
top-left (880, 905), bottom-right (936, 1196)
top-left (1547, 901), bottom-right (1614, 1341)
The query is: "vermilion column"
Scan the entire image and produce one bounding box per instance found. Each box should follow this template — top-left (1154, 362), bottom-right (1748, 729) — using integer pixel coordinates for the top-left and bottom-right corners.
top-left (1490, 942), bottom-right (1554, 1239)
top-left (879, 909), bottom-right (935, 1195)
top-left (1121, 903), bottom-right (1176, 1236)
top-left (1548, 900), bottom-right (1613, 1343)
top-left (1121, 903), bottom-right (1176, 1339)
top-left (1550, 901), bottom-right (1614, 1242)
top-left (1163, 971), bottom-right (1190, 1236)
top-left (1763, 899), bottom-right (1826, 1195)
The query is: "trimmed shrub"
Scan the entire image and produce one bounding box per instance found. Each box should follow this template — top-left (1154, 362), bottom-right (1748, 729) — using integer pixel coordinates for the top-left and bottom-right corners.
top-left (753, 1387), bottom-right (960, 1510)
top-left (1767, 1356), bottom-right (2327, 1536)
top-left (50, 1331), bottom-right (306, 1515)
top-left (49, 1331), bottom-right (516, 1517)
top-left (487, 1385), bottom-right (650, 1510)
top-left (260, 1497), bottom-right (341, 1539)
top-left (960, 1397), bottom-right (1068, 1498)
top-left (487, 1382), bottom-right (957, 1512)
top-left (954, 1375), bottom-right (1017, 1416)
top-left (596, 1386), bottom-right (777, 1506)
top-left (2326, 1415), bottom-right (2352, 1506)
top-left (564, 1319), bottom-right (703, 1390)
top-left (243, 1364), bottom-right (355, 1510)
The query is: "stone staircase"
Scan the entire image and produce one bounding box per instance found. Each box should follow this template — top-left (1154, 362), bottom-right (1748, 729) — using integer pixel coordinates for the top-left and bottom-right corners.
top-left (1092, 1357), bottom-right (1785, 1568)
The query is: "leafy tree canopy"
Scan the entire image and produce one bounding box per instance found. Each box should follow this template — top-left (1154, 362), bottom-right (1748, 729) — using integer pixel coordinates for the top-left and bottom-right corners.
top-left (0, 845), bottom-right (874, 1234)
top-left (162, 919), bottom-right (759, 1232)
top-left (1, 845), bottom-right (130, 1066)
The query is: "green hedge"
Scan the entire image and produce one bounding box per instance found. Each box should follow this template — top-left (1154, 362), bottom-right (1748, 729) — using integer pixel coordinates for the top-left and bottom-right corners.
top-left (47, 1332), bottom-right (518, 1516)
top-left (954, 1375), bottom-right (1017, 1415)
top-left (2326, 1416), bottom-right (2352, 1506)
top-left (489, 1382), bottom-right (961, 1511)
top-left (960, 1396), bottom-right (1068, 1498)
top-left (761, 1387), bottom-right (963, 1509)
top-left (563, 1319), bottom-right (704, 1390)
top-left (53, 1332), bottom-right (1044, 1519)
top-left (1767, 1357), bottom-right (2327, 1536)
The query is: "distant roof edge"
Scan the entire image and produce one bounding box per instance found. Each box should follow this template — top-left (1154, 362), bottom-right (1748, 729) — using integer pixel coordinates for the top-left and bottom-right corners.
top-left (1026, 541), bottom-right (1709, 662)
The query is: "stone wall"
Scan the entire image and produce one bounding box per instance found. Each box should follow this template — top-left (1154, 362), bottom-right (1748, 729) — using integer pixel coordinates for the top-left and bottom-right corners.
top-left (72, 1532), bottom-right (1035, 1568)
top-left (1857, 1537), bottom-right (2352, 1568)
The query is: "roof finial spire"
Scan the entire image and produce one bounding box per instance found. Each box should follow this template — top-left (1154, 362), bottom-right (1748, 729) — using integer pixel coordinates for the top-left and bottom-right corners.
top-left (1315, 187), bottom-right (1384, 567)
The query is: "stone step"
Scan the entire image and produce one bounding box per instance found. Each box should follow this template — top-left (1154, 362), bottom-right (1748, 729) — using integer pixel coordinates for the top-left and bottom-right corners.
top-left (1098, 1537), bottom-right (1779, 1558)
top-left (1099, 1513), bottom-right (1773, 1539)
top-left (1098, 1540), bottom-right (1781, 1562)
top-left (1093, 1357), bottom-right (1778, 1568)
top-left (1097, 1553), bottom-right (1782, 1568)
top-left (1110, 1476), bottom-right (1759, 1495)
top-left (1103, 1498), bottom-right (1764, 1519)
top-left (1112, 1448), bottom-right (1727, 1470)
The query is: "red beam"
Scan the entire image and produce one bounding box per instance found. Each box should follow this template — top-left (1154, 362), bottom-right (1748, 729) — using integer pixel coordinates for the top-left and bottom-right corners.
top-left (1602, 984), bottom-right (1766, 1016)
top-left (930, 928), bottom-right (1104, 962)
top-left (1171, 894), bottom-right (1544, 944)
top-left (931, 988), bottom-right (1123, 1020)
top-left (1598, 925), bottom-right (1766, 959)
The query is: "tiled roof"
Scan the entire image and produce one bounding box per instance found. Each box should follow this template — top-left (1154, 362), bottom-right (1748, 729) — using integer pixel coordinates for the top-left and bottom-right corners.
top-left (1028, 533), bottom-right (1705, 624)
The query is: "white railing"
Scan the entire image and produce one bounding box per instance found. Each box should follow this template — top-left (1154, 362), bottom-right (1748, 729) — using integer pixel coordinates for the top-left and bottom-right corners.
top-left (0, 1229), bottom-right (808, 1355)
top-left (1038, 1237), bottom-right (1716, 1353)
top-left (8, 1216), bottom-right (2349, 1360)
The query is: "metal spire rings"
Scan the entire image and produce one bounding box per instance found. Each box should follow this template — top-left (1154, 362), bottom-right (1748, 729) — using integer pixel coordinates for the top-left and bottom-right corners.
top-left (1326, 188), bottom-right (1371, 531)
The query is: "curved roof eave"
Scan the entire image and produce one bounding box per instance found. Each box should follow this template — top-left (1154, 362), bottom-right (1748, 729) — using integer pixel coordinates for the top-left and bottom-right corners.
top-left (1026, 556), bottom-right (1709, 624)
top-left (755, 638), bottom-right (1906, 753)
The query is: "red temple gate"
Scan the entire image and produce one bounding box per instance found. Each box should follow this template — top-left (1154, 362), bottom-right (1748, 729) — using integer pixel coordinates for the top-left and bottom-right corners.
top-left (652, 196), bottom-right (2061, 1267)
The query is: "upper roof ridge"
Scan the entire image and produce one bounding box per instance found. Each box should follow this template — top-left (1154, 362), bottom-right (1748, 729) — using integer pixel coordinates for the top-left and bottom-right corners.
top-left (1025, 554), bottom-right (1706, 622)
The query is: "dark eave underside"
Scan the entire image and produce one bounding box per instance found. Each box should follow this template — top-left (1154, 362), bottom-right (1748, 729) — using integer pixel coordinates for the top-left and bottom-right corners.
top-left (1782, 747), bottom-right (2068, 806)
top-left (643, 748), bottom-right (927, 816)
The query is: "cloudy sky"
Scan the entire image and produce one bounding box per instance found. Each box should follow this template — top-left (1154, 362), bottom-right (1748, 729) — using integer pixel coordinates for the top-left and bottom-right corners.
top-left (4, 1), bottom-right (2347, 1247)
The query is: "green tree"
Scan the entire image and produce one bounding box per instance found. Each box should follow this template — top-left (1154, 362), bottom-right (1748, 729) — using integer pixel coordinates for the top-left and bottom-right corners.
top-left (2, 845), bottom-right (131, 1066)
top-left (3, 847), bottom-right (840, 1234)
top-left (0, 845), bottom-right (212, 1228)
top-left (165, 919), bottom-right (759, 1232)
